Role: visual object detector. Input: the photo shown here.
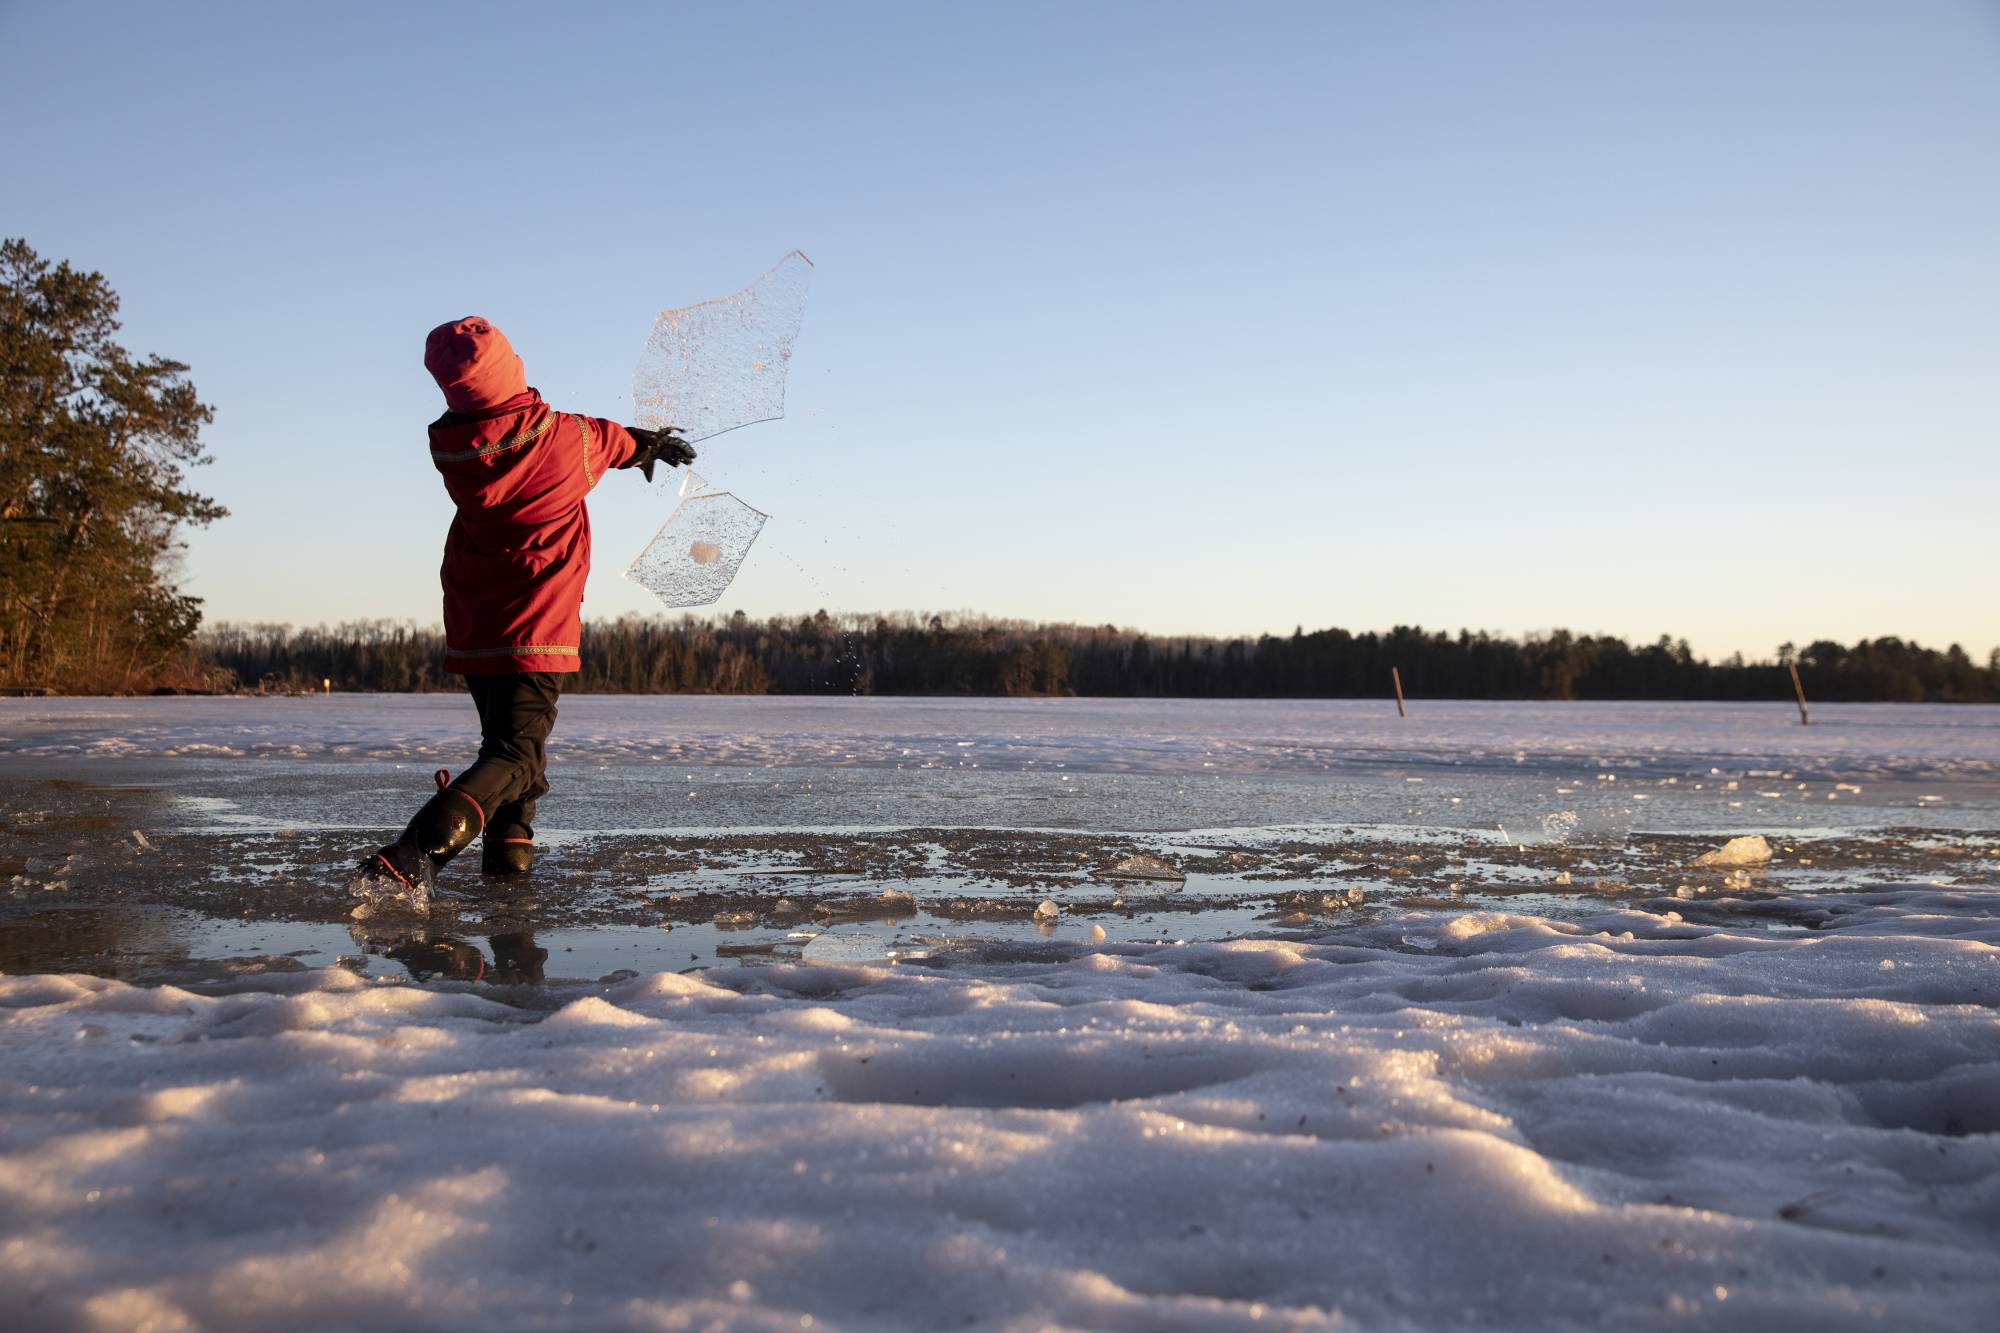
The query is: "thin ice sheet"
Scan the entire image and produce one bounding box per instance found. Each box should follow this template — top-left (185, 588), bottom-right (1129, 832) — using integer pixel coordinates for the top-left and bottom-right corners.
top-left (631, 251), bottom-right (814, 443)
top-left (626, 474), bottom-right (769, 609)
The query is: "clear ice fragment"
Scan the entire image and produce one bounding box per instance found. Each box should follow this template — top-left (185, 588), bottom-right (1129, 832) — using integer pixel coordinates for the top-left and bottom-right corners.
top-left (801, 929), bottom-right (894, 964)
top-left (632, 251), bottom-right (814, 444)
top-left (1101, 854), bottom-right (1185, 882)
top-left (626, 488), bottom-right (769, 609)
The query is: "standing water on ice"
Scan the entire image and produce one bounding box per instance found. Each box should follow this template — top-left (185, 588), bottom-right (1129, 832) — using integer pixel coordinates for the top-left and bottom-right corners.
top-left (630, 250), bottom-right (813, 444)
top-left (625, 471), bottom-right (770, 608)
top-left (1, 696), bottom-right (1996, 979)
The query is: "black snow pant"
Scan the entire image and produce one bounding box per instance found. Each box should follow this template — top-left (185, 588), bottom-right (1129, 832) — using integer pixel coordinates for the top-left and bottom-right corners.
top-left (451, 672), bottom-right (561, 841)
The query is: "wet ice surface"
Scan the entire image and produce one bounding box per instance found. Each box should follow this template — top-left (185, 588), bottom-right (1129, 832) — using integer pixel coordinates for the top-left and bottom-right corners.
top-left (1, 697), bottom-right (1997, 983)
top-left (2, 698), bottom-right (1997, 1328)
top-left (2, 697), bottom-right (1994, 984)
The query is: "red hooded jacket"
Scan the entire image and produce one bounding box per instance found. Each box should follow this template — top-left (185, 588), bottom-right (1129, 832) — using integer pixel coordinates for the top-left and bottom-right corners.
top-left (429, 390), bottom-right (637, 675)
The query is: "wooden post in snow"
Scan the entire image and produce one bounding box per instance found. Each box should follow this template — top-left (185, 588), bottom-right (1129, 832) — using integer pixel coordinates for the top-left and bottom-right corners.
top-left (1391, 667), bottom-right (1407, 718)
top-left (1788, 662), bottom-right (1809, 726)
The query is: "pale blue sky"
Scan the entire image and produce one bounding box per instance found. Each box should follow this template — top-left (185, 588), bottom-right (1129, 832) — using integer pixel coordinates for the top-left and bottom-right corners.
top-left (4, 0), bottom-right (1996, 659)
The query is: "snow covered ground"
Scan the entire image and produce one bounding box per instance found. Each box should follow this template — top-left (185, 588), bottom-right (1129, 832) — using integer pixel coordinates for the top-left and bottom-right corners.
top-left (2, 698), bottom-right (1996, 1328)
top-left (4, 887), bottom-right (1996, 1330)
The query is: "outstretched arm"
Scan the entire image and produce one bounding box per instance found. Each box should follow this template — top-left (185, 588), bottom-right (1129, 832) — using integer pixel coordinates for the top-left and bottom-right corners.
top-left (572, 414), bottom-right (642, 480)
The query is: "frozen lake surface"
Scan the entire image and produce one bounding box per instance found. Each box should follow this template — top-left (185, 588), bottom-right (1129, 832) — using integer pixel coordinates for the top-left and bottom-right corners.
top-left (2, 697), bottom-right (1996, 1329)
top-left (5, 693), bottom-right (1996, 785)
top-left (1, 696), bottom-right (1993, 979)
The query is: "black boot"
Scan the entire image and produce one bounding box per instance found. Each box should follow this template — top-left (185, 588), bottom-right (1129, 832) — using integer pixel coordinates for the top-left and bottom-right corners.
top-left (481, 798), bottom-right (537, 876)
top-left (361, 786), bottom-right (485, 891)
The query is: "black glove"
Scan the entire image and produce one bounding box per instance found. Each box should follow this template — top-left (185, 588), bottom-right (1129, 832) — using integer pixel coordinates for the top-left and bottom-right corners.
top-left (624, 426), bottom-right (697, 482)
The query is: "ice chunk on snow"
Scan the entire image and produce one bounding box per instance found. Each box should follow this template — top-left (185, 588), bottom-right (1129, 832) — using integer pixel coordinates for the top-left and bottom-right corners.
top-left (1693, 835), bottom-right (1773, 868)
top-left (632, 251), bottom-right (813, 444)
top-left (625, 488), bottom-right (769, 609)
top-left (1100, 854), bottom-right (1184, 882)
top-left (801, 929), bottom-right (892, 964)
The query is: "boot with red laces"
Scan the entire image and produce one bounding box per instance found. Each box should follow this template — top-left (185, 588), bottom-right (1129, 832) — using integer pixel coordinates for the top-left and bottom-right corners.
top-left (360, 770), bottom-right (485, 892)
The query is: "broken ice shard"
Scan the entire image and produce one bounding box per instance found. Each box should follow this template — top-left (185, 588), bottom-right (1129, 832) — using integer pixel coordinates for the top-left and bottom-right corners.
top-left (625, 473), bottom-right (769, 609)
top-left (801, 929), bottom-right (894, 964)
top-left (632, 251), bottom-right (814, 444)
top-left (1101, 854), bottom-right (1186, 882)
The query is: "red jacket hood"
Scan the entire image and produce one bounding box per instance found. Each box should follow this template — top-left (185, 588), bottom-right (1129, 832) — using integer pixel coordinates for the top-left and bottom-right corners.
top-left (425, 317), bottom-right (528, 413)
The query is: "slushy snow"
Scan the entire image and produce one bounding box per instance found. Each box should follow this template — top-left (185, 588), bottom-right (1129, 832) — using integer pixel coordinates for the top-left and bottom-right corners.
top-left (3, 885), bottom-right (1996, 1331)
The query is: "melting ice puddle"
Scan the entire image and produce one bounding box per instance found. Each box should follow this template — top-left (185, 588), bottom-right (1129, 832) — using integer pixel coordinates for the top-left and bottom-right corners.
top-left (0, 904), bottom-right (1266, 990)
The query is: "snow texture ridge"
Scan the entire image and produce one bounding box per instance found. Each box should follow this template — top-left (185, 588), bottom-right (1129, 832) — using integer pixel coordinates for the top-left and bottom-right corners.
top-left (3, 885), bottom-right (1995, 1331)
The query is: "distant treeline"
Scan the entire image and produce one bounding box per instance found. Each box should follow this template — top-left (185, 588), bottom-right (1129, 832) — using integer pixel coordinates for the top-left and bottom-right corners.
top-left (192, 614), bottom-right (2000, 703)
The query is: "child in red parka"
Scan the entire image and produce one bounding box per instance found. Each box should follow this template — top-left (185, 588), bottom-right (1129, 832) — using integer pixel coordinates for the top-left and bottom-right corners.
top-left (360, 316), bottom-right (692, 890)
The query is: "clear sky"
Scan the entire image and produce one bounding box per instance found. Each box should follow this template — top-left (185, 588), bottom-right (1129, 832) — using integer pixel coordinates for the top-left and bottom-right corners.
top-left (4, 0), bottom-right (1996, 661)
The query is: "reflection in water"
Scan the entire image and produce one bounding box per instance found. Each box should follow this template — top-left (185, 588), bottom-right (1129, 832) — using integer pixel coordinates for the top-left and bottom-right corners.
top-left (354, 926), bottom-right (548, 984)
